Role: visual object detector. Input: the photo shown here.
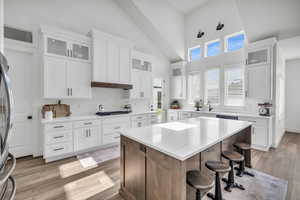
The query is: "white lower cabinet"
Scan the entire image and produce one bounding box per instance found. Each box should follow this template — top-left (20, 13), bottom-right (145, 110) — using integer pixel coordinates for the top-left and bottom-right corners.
top-left (179, 111), bottom-right (192, 120)
top-left (167, 110), bottom-right (179, 121)
top-left (74, 126), bottom-right (99, 152)
top-left (102, 117), bottom-right (131, 145)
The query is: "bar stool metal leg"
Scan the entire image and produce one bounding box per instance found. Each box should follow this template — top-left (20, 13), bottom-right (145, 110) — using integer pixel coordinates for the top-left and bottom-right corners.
top-left (196, 189), bottom-right (201, 200)
top-left (235, 149), bottom-right (255, 177)
top-left (222, 161), bottom-right (245, 192)
top-left (207, 172), bottom-right (223, 200)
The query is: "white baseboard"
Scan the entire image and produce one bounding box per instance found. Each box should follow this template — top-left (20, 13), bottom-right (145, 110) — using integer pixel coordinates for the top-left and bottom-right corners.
top-left (285, 128), bottom-right (300, 134)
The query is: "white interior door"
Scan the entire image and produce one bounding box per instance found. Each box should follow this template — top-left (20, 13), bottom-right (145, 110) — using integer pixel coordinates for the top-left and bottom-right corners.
top-left (5, 48), bottom-right (33, 157)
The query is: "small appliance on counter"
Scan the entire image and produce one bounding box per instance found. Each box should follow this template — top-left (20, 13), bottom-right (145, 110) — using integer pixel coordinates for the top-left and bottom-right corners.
top-left (194, 99), bottom-right (204, 111)
top-left (42, 100), bottom-right (71, 119)
top-left (258, 102), bottom-right (272, 116)
top-left (170, 100), bottom-right (181, 109)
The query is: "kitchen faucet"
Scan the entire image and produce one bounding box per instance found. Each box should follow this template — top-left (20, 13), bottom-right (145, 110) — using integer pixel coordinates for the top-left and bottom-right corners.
top-left (207, 101), bottom-right (213, 112)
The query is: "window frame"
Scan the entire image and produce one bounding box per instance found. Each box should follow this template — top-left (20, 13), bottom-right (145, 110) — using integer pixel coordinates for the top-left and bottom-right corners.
top-left (204, 39), bottom-right (221, 57)
top-left (223, 64), bottom-right (245, 108)
top-left (188, 45), bottom-right (202, 62)
top-left (187, 72), bottom-right (203, 105)
top-left (224, 31), bottom-right (246, 53)
top-left (204, 67), bottom-right (221, 106)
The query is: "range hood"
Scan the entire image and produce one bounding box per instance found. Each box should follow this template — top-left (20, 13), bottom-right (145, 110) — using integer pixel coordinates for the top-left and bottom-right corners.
top-left (91, 81), bottom-right (133, 90)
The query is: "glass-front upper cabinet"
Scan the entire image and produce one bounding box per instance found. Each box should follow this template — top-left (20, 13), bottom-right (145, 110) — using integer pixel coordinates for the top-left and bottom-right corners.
top-left (47, 37), bottom-right (68, 57)
top-left (72, 43), bottom-right (90, 61)
top-left (246, 47), bottom-right (270, 66)
top-left (44, 35), bottom-right (91, 62)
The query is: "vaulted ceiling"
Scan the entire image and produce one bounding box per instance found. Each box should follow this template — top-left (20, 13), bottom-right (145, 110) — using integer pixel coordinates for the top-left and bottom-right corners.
top-left (165, 0), bottom-right (209, 14)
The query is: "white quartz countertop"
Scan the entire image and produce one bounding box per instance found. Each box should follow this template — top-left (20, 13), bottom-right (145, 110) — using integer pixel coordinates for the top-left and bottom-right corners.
top-left (41, 111), bottom-right (158, 124)
top-left (121, 117), bottom-right (252, 161)
top-left (169, 109), bottom-right (273, 119)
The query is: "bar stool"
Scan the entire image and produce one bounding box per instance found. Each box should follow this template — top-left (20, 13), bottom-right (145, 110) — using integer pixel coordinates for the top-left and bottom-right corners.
top-left (221, 151), bottom-right (245, 192)
top-left (187, 170), bottom-right (214, 200)
top-left (205, 160), bottom-right (230, 200)
top-left (234, 142), bottom-right (255, 177)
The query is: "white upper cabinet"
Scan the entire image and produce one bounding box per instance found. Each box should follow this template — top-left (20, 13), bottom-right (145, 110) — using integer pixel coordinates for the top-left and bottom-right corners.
top-left (171, 61), bottom-right (186, 99)
top-left (130, 51), bottom-right (152, 99)
top-left (41, 26), bottom-right (92, 99)
top-left (90, 29), bottom-right (133, 85)
top-left (245, 38), bottom-right (275, 100)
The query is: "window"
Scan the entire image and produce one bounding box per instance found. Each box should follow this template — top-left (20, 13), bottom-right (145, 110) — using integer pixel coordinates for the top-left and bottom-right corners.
top-left (205, 68), bottom-right (220, 105)
top-left (188, 46), bottom-right (201, 62)
top-left (225, 32), bottom-right (245, 52)
top-left (188, 73), bottom-right (201, 104)
top-left (224, 66), bottom-right (245, 106)
top-left (205, 39), bottom-right (221, 57)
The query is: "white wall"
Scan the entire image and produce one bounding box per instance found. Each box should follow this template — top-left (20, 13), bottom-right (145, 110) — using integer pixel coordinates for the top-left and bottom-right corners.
top-left (0, 0), bottom-right (3, 53)
top-left (4, 0), bottom-right (170, 156)
top-left (131, 0), bottom-right (185, 60)
top-left (185, 0), bottom-right (245, 55)
top-left (285, 59), bottom-right (300, 133)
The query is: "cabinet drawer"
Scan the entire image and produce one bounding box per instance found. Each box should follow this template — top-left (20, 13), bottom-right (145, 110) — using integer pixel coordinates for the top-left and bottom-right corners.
top-left (73, 120), bottom-right (100, 129)
top-left (103, 133), bottom-right (120, 145)
top-left (102, 117), bottom-right (130, 124)
top-left (45, 130), bottom-right (72, 145)
top-left (132, 119), bottom-right (149, 128)
top-left (44, 142), bottom-right (73, 158)
top-left (239, 117), bottom-right (268, 127)
top-left (131, 114), bottom-right (149, 121)
top-left (103, 122), bottom-right (130, 135)
top-left (45, 122), bottom-right (72, 132)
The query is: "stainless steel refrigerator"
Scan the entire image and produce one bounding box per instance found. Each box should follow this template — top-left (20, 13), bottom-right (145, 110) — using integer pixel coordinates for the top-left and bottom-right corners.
top-left (0, 52), bottom-right (16, 200)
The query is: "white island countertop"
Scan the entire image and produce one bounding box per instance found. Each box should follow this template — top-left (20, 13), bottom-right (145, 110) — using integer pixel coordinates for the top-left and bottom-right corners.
top-left (121, 117), bottom-right (252, 161)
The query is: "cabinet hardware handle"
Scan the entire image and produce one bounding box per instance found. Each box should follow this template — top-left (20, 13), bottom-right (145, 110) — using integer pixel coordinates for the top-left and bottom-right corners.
top-left (89, 129), bottom-right (91, 137)
top-left (114, 136), bottom-right (120, 139)
top-left (114, 126), bottom-right (121, 130)
top-left (54, 147), bottom-right (64, 151)
top-left (67, 88), bottom-right (69, 96)
top-left (71, 88), bottom-right (73, 96)
top-left (54, 136), bottom-right (64, 139)
top-left (71, 50), bottom-right (73, 57)
top-left (84, 122), bottom-right (92, 125)
top-left (86, 130), bottom-right (88, 137)
top-left (54, 125), bottom-right (64, 128)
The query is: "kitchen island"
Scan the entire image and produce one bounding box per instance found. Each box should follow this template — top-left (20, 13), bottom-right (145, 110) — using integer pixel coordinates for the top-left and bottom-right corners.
top-left (119, 117), bottom-right (252, 200)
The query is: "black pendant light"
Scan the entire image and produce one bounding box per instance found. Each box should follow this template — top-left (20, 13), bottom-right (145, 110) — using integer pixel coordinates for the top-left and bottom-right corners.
top-left (197, 30), bottom-right (205, 38)
top-left (216, 22), bottom-right (224, 31)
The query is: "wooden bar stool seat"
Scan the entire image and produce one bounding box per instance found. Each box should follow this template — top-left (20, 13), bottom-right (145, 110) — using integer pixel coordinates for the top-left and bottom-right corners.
top-left (233, 142), bottom-right (255, 177)
top-left (221, 151), bottom-right (245, 192)
top-left (205, 161), bottom-right (230, 200)
top-left (187, 170), bottom-right (214, 200)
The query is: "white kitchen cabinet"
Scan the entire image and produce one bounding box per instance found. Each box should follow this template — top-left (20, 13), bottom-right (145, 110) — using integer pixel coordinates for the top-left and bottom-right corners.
top-left (102, 117), bottom-right (131, 145)
top-left (131, 69), bottom-right (152, 99)
top-left (246, 64), bottom-right (271, 99)
top-left (67, 60), bottom-right (91, 98)
top-left (171, 62), bottom-right (186, 99)
top-left (167, 110), bottom-right (179, 122)
top-left (74, 126), bottom-right (99, 152)
top-left (44, 56), bottom-right (68, 98)
top-left (41, 26), bottom-right (92, 99)
top-left (179, 111), bottom-right (192, 120)
top-left (90, 29), bottom-right (133, 85)
top-left (246, 47), bottom-right (270, 67)
top-left (43, 56), bottom-right (91, 98)
top-left (131, 114), bottom-right (151, 128)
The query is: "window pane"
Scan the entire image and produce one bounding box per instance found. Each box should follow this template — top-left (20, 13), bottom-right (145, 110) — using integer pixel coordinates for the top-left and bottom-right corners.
top-left (188, 73), bottom-right (201, 104)
top-left (227, 33), bottom-right (245, 52)
top-left (205, 69), bottom-right (220, 105)
top-left (224, 67), bottom-right (244, 106)
top-left (207, 41), bottom-right (221, 57)
top-left (189, 47), bottom-right (201, 61)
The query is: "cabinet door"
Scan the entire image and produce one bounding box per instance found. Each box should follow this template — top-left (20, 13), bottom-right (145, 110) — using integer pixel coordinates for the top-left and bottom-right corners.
top-left (171, 76), bottom-right (183, 99)
top-left (72, 43), bottom-right (90, 61)
top-left (44, 56), bottom-right (68, 98)
top-left (107, 41), bottom-right (119, 83)
top-left (121, 138), bottom-right (146, 200)
top-left (140, 71), bottom-right (152, 99)
top-left (74, 127), bottom-right (98, 151)
top-left (67, 60), bottom-right (91, 98)
top-left (253, 126), bottom-right (268, 148)
top-left (131, 69), bottom-right (141, 99)
top-left (46, 37), bottom-right (68, 57)
top-left (246, 65), bottom-right (271, 99)
top-left (92, 37), bottom-right (107, 82)
top-left (119, 46), bottom-right (131, 84)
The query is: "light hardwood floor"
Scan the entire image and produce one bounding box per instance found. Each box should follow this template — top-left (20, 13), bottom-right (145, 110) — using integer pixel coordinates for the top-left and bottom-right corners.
top-left (12, 132), bottom-right (299, 200)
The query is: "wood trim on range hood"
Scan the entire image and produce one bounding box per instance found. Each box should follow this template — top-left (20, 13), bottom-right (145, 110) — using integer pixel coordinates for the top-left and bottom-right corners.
top-left (91, 81), bottom-right (133, 90)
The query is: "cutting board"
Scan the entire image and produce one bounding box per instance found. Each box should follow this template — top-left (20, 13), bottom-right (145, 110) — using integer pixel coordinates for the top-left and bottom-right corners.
top-left (42, 104), bottom-right (71, 118)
